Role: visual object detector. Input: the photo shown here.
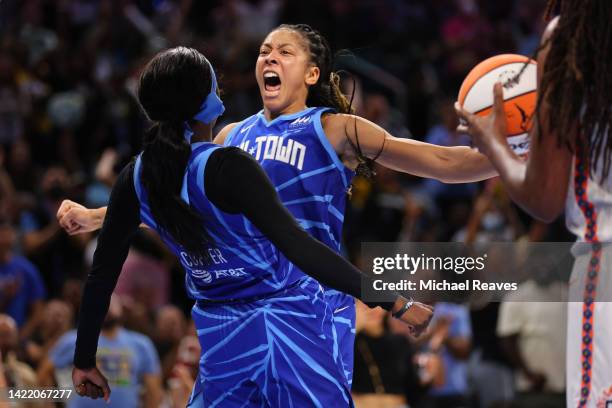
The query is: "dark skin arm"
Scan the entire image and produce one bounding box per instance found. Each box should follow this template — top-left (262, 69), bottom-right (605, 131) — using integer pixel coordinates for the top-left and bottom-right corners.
top-left (455, 17), bottom-right (572, 223)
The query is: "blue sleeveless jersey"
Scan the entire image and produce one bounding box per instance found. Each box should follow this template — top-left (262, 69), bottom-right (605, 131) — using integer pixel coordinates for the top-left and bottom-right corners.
top-left (225, 108), bottom-right (358, 385)
top-left (224, 107), bottom-right (355, 266)
top-left (133, 143), bottom-right (300, 302)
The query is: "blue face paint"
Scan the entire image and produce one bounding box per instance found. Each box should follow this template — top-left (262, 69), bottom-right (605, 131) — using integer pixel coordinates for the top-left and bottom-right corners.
top-left (184, 58), bottom-right (225, 143)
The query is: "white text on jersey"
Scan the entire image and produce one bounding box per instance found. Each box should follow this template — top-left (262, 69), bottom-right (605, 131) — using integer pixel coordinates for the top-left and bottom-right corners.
top-left (239, 136), bottom-right (307, 170)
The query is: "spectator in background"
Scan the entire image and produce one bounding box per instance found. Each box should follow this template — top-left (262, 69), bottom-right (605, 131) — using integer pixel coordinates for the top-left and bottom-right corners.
top-left (5, 138), bottom-right (36, 195)
top-left (352, 300), bottom-right (433, 408)
top-left (166, 325), bottom-right (200, 408)
top-left (420, 97), bottom-right (477, 241)
top-left (421, 97), bottom-right (477, 201)
top-left (0, 314), bottom-right (39, 401)
top-left (0, 150), bottom-right (17, 221)
top-left (19, 166), bottom-right (88, 296)
top-left (153, 305), bottom-right (187, 382)
top-left (115, 239), bottom-right (171, 318)
top-left (468, 302), bottom-right (515, 408)
top-left (0, 218), bottom-right (45, 340)
top-left (61, 278), bottom-right (83, 326)
top-left (0, 53), bottom-right (29, 146)
top-left (417, 302), bottom-right (472, 408)
top-left (23, 299), bottom-right (73, 369)
top-left (38, 295), bottom-right (162, 408)
top-left (439, 0), bottom-right (494, 87)
top-left (496, 255), bottom-right (568, 408)
top-left (454, 179), bottom-right (525, 244)
top-left (363, 92), bottom-right (412, 140)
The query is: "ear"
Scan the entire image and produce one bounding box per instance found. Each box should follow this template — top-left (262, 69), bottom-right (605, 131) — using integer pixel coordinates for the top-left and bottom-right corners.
top-left (305, 66), bottom-right (320, 86)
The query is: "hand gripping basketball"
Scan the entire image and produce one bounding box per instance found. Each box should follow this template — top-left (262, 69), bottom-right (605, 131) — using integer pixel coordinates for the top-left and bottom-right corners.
top-left (457, 54), bottom-right (537, 157)
top-left (455, 82), bottom-right (509, 158)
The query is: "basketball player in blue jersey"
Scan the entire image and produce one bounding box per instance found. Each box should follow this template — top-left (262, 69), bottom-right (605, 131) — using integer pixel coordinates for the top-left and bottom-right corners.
top-left (216, 24), bottom-right (497, 387)
top-left (69, 47), bottom-right (432, 407)
top-left (59, 24), bottom-right (497, 390)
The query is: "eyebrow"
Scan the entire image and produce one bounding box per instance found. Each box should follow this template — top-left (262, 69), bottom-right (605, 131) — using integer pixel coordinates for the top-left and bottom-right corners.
top-left (260, 43), bottom-right (295, 49)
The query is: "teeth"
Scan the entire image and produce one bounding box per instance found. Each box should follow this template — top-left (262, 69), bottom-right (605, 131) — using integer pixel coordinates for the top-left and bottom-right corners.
top-left (264, 72), bottom-right (279, 78)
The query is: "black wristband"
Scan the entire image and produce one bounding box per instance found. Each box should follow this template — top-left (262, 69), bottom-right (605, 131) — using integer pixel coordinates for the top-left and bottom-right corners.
top-left (392, 297), bottom-right (414, 319)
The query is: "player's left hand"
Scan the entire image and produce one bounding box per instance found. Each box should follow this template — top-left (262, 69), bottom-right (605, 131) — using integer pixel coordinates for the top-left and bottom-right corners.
top-left (72, 366), bottom-right (110, 402)
top-left (454, 82), bottom-right (509, 157)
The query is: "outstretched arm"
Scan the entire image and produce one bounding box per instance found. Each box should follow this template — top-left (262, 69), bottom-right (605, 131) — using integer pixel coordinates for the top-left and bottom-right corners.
top-left (205, 147), bottom-right (434, 335)
top-left (323, 114), bottom-right (497, 183)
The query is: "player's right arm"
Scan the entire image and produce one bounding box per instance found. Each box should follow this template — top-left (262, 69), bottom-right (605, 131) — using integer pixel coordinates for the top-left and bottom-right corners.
top-left (322, 113), bottom-right (497, 183)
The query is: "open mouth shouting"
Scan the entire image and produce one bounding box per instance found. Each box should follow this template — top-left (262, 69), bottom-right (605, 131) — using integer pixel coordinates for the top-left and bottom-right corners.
top-left (263, 71), bottom-right (281, 96)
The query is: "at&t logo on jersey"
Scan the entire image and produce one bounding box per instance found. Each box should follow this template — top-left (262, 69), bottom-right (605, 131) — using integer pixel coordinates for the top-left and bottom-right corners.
top-left (192, 269), bottom-right (213, 283)
top-left (239, 135), bottom-right (307, 170)
top-left (192, 268), bottom-right (247, 283)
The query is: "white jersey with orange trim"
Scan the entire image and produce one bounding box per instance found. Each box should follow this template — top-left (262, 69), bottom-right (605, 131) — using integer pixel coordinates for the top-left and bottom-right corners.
top-left (565, 148), bottom-right (612, 408)
top-left (566, 156), bottom-right (612, 243)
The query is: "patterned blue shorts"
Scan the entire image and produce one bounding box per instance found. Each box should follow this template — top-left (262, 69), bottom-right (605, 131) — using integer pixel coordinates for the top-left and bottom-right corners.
top-left (187, 278), bottom-right (353, 407)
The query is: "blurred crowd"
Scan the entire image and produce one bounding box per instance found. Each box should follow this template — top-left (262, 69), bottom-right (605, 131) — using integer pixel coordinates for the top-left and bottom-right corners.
top-left (0, 0), bottom-right (574, 407)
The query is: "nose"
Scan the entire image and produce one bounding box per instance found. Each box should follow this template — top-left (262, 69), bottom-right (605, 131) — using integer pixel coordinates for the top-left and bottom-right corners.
top-left (264, 50), bottom-right (279, 65)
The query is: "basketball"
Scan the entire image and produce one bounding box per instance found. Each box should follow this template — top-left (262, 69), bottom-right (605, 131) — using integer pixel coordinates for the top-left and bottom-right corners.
top-left (458, 54), bottom-right (537, 156)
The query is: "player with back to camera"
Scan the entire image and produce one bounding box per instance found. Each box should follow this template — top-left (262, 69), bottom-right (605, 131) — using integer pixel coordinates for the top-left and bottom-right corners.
top-left (70, 46), bottom-right (433, 408)
top-left (59, 24), bottom-right (498, 389)
top-left (455, 1), bottom-right (612, 407)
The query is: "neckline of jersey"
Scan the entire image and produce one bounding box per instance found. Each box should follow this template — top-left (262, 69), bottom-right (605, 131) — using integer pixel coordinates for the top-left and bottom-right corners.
top-left (256, 106), bottom-right (317, 127)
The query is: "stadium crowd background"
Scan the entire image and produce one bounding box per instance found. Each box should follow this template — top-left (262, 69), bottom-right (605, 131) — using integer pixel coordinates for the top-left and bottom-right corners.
top-left (0, 0), bottom-right (573, 407)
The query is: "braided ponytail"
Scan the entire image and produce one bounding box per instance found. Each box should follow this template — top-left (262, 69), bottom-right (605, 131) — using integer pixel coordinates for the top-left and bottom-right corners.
top-left (137, 47), bottom-right (213, 253)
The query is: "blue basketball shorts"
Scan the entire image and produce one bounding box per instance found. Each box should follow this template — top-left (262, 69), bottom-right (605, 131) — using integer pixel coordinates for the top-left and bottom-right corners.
top-left (187, 278), bottom-right (353, 407)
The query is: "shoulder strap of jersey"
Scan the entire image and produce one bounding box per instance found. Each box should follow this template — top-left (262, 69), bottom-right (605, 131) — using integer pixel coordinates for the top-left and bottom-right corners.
top-left (188, 143), bottom-right (223, 199)
top-left (132, 153), bottom-right (159, 228)
top-left (224, 114), bottom-right (259, 146)
top-left (311, 108), bottom-right (350, 189)
top-left (133, 153), bottom-right (144, 205)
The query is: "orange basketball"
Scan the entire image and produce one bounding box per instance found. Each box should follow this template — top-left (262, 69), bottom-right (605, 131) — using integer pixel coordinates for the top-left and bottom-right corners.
top-left (458, 54), bottom-right (537, 156)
